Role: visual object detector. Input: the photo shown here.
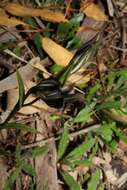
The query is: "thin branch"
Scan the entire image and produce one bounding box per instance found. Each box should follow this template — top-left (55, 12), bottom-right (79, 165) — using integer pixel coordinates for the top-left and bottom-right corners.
top-left (21, 124), bottom-right (101, 150)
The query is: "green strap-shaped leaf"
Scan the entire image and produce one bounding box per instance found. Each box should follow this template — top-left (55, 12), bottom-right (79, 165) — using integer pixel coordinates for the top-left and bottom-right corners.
top-left (21, 162), bottom-right (36, 177)
top-left (66, 137), bottom-right (95, 161)
top-left (0, 122), bottom-right (37, 133)
top-left (57, 127), bottom-right (69, 161)
top-left (26, 146), bottom-right (49, 158)
top-left (87, 168), bottom-right (101, 190)
top-left (61, 170), bottom-right (81, 190)
top-left (16, 70), bottom-right (25, 109)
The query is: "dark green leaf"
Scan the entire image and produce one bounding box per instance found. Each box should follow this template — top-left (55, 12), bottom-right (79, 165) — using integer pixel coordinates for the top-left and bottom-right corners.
top-left (33, 33), bottom-right (44, 58)
top-left (24, 17), bottom-right (37, 28)
top-left (0, 122), bottom-right (37, 133)
top-left (15, 144), bottom-right (21, 162)
top-left (22, 162), bottom-right (36, 176)
top-left (16, 70), bottom-right (25, 109)
top-left (61, 170), bottom-right (81, 190)
top-left (66, 137), bottom-right (95, 161)
top-left (87, 168), bottom-right (101, 190)
top-left (26, 146), bottom-right (48, 158)
top-left (57, 127), bottom-right (69, 161)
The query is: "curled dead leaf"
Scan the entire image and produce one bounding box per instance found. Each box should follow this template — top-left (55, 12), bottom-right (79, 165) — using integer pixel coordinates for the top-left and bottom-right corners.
top-left (4, 3), bottom-right (68, 23)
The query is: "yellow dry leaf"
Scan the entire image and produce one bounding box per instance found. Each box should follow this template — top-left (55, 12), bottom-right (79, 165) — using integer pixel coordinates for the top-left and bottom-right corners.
top-left (4, 3), bottom-right (68, 23)
top-left (42, 37), bottom-right (73, 66)
top-left (81, 2), bottom-right (108, 21)
top-left (0, 16), bottom-right (26, 26)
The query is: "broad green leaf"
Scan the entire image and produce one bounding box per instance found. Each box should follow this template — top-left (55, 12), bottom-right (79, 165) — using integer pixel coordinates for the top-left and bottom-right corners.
top-left (74, 102), bottom-right (96, 123)
top-left (96, 123), bottom-right (113, 142)
top-left (61, 170), bottom-right (81, 190)
top-left (22, 162), bottom-right (36, 176)
top-left (16, 70), bottom-right (25, 109)
top-left (57, 127), bottom-right (69, 161)
top-left (66, 137), bottom-right (95, 161)
top-left (26, 146), bottom-right (48, 158)
top-left (87, 168), bottom-right (101, 190)
top-left (0, 122), bottom-right (37, 133)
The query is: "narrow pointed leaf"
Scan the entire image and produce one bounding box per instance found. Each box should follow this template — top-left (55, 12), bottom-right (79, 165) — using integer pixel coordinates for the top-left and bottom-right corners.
top-left (61, 170), bottom-right (81, 190)
top-left (26, 146), bottom-right (49, 158)
top-left (0, 122), bottom-right (37, 133)
top-left (57, 127), bottom-right (69, 161)
top-left (87, 168), bottom-right (101, 190)
top-left (66, 137), bottom-right (95, 161)
top-left (16, 70), bottom-right (25, 108)
top-left (22, 162), bottom-right (36, 176)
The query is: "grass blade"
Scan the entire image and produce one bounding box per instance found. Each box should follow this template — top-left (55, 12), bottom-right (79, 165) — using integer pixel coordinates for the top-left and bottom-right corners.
top-left (61, 170), bottom-right (81, 190)
top-left (66, 136), bottom-right (95, 161)
top-left (57, 126), bottom-right (69, 161)
top-left (22, 162), bottom-right (36, 177)
top-left (0, 122), bottom-right (37, 133)
top-left (16, 70), bottom-right (25, 109)
top-left (87, 168), bottom-right (101, 190)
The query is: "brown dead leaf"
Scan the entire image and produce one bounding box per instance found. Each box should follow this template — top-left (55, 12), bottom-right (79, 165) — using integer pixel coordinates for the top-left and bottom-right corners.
top-left (80, 2), bottom-right (108, 21)
top-left (42, 37), bottom-right (73, 66)
top-left (4, 3), bottom-right (68, 23)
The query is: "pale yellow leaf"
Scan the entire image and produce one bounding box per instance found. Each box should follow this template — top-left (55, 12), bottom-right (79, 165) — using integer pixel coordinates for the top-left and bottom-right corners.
top-left (42, 37), bottom-right (73, 66)
top-left (81, 3), bottom-right (108, 21)
top-left (4, 3), bottom-right (68, 23)
top-left (0, 15), bottom-right (26, 27)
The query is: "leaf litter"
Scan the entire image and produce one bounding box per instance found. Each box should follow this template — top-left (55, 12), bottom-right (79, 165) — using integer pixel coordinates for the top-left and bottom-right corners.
top-left (0, 0), bottom-right (127, 190)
